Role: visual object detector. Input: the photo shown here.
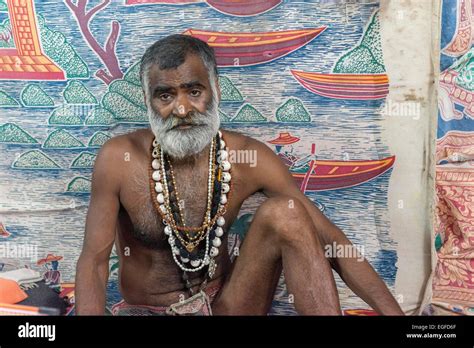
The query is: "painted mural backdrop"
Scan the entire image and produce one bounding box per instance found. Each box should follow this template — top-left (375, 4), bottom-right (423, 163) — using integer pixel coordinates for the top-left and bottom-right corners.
top-left (0, 0), bottom-right (398, 315)
top-left (431, 0), bottom-right (474, 315)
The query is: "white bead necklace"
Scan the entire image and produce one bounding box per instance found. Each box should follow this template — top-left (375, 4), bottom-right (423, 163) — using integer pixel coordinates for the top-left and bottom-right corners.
top-left (151, 130), bottom-right (231, 278)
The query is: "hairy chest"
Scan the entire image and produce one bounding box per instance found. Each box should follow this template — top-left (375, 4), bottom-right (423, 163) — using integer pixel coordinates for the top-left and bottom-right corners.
top-left (118, 158), bottom-right (245, 249)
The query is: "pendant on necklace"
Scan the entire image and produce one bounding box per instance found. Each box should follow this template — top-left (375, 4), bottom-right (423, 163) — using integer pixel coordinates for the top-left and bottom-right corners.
top-left (208, 259), bottom-right (217, 279)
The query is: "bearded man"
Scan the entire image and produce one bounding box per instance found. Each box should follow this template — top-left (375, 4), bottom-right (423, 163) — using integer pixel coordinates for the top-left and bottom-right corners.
top-left (75, 34), bottom-right (403, 316)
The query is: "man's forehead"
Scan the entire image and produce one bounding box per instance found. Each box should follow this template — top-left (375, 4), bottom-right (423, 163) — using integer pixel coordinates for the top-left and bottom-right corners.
top-left (148, 54), bottom-right (210, 87)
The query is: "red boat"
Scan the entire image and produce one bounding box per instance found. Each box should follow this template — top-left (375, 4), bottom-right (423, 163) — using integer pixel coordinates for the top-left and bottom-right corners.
top-left (268, 133), bottom-right (395, 191)
top-left (0, 222), bottom-right (11, 238)
top-left (183, 27), bottom-right (326, 67)
top-left (124, 0), bottom-right (280, 16)
top-left (291, 70), bottom-right (389, 100)
top-left (125, 0), bottom-right (201, 4)
top-left (206, 0), bottom-right (282, 16)
top-left (289, 156), bottom-right (395, 191)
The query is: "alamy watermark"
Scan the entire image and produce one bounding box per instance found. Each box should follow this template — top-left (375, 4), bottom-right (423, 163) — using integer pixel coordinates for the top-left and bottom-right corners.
top-left (381, 100), bottom-right (421, 120)
top-left (324, 241), bottom-right (365, 262)
top-left (225, 148), bottom-right (257, 168)
top-left (0, 242), bottom-right (38, 262)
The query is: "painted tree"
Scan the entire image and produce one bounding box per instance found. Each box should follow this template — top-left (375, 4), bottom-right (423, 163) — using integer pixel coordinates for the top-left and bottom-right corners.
top-left (64, 0), bottom-right (123, 84)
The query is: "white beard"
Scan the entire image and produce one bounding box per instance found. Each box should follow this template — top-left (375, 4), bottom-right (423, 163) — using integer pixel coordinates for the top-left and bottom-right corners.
top-left (148, 98), bottom-right (220, 160)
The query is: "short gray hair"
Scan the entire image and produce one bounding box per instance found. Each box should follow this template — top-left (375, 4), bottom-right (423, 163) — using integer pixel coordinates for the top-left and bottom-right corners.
top-left (139, 34), bottom-right (218, 100)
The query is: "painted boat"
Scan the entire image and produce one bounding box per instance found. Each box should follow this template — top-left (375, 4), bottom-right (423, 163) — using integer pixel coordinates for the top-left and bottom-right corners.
top-left (125, 0), bottom-right (201, 4)
top-left (288, 155), bottom-right (395, 191)
top-left (290, 70), bottom-right (389, 100)
top-left (124, 0), bottom-right (281, 16)
top-left (206, 0), bottom-right (282, 16)
top-left (183, 27), bottom-right (326, 67)
top-left (0, 222), bottom-right (10, 238)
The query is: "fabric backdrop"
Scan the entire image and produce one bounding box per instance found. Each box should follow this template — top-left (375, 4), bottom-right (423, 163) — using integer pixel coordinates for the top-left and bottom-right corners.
top-left (0, 0), bottom-right (438, 315)
top-left (423, 0), bottom-right (474, 316)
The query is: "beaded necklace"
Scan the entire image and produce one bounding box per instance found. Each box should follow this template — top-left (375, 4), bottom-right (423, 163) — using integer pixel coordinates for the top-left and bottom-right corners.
top-left (149, 131), bottom-right (231, 293)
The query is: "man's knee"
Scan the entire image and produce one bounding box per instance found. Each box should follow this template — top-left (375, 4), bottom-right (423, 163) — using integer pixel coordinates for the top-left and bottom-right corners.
top-left (254, 196), bottom-right (313, 243)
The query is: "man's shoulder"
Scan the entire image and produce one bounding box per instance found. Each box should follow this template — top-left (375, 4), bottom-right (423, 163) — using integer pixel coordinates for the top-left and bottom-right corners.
top-left (221, 129), bottom-right (268, 151)
top-left (92, 128), bottom-right (153, 191)
top-left (220, 129), bottom-right (279, 182)
top-left (99, 128), bottom-right (153, 158)
top-left (93, 128), bottom-right (152, 176)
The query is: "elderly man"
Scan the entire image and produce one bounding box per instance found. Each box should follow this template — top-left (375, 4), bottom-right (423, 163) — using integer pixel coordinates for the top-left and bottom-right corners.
top-left (75, 34), bottom-right (403, 316)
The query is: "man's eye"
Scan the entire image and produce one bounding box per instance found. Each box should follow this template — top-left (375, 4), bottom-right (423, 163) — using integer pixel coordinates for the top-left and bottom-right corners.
top-left (190, 90), bottom-right (201, 97)
top-left (160, 94), bottom-right (172, 101)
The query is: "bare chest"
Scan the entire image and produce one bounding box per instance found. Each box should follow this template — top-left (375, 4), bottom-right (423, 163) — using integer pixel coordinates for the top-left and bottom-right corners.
top-left (118, 157), bottom-right (245, 250)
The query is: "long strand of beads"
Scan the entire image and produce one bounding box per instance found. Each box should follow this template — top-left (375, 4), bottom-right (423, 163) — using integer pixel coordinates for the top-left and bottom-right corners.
top-left (167, 139), bottom-right (215, 249)
top-left (163, 140), bottom-right (213, 269)
top-left (150, 131), bottom-right (231, 273)
top-left (209, 130), bottom-right (229, 259)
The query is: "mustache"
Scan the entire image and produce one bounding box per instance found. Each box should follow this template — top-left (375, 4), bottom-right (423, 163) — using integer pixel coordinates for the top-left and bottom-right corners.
top-left (172, 116), bottom-right (202, 128)
top-left (158, 112), bottom-right (209, 131)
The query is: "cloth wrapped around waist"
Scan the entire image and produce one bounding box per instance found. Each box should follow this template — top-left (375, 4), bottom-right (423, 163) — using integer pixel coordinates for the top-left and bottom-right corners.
top-left (111, 284), bottom-right (222, 316)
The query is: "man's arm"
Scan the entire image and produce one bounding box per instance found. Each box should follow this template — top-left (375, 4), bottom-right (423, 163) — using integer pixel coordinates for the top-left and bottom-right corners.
top-left (246, 138), bottom-right (404, 315)
top-left (75, 138), bottom-right (122, 315)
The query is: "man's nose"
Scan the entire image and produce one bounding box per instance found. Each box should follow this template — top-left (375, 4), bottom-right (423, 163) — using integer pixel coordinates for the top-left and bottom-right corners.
top-left (173, 94), bottom-right (192, 118)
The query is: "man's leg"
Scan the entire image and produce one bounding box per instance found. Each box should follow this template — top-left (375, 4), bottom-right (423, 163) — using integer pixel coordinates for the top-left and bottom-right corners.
top-left (212, 196), bottom-right (341, 315)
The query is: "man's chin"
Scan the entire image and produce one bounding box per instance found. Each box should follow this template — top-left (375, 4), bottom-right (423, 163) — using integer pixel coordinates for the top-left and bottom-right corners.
top-left (164, 143), bottom-right (209, 160)
top-left (167, 150), bottom-right (200, 160)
